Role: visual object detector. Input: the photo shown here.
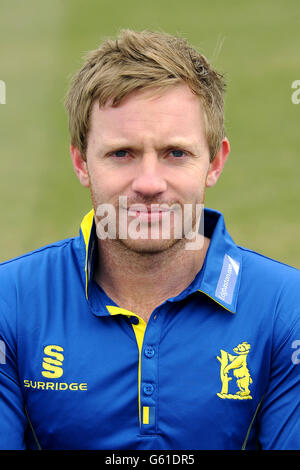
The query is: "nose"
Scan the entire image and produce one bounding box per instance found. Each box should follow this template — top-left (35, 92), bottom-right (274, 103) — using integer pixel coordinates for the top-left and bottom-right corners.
top-left (131, 153), bottom-right (167, 197)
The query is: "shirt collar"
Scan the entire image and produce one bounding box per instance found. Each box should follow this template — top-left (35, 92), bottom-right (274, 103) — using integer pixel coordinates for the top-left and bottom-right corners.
top-left (79, 207), bottom-right (242, 315)
top-left (195, 208), bottom-right (242, 313)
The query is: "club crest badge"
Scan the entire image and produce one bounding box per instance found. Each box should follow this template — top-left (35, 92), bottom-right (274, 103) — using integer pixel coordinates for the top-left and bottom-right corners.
top-left (217, 342), bottom-right (252, 399)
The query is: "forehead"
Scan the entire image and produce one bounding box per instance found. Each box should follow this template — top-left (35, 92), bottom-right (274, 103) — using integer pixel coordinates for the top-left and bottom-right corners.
top-left (88, 84), bottom-right (207, 143)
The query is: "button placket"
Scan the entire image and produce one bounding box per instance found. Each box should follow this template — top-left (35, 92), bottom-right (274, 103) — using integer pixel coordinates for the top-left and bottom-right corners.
top-left (140, 311), bottom-right (162, 435)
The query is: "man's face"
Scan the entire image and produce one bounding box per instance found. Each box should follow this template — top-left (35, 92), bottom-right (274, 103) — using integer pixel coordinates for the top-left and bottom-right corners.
top-left (72, 83), bottom-right (228, 253)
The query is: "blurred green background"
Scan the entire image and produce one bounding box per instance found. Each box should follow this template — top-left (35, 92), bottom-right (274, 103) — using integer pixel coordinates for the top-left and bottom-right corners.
top-left (0, 0), bottom-right (299, 267)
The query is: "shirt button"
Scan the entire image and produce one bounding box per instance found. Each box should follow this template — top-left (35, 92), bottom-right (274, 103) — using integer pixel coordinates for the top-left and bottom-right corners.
top-left (130, 316), bottom-right (139, 325)
top-left (143, 384), bottom-right (154, 396)
top-left (144, 346), bottom-right (155, 358)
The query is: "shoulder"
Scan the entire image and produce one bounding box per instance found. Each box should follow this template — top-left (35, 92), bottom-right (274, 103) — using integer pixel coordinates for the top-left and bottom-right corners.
top-left (239, 244), bottom-right (300, 287)
top-left (238, 245), bottom-right (300, 344)
top-left (0, 237), bottom-right (77, 279)
top-left (0, 236), bottom-right (84, 354)
top-left (0, 237), bottom-right (79, 316)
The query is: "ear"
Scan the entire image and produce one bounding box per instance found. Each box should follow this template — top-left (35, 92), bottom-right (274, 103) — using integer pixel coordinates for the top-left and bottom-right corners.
top-left (206, 137), bottom-right (230, 188)
top-left (70, 145), bottom-right (90, 188)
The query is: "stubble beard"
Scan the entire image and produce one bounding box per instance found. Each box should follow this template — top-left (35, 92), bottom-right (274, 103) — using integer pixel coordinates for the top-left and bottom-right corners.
top-left (89, 186), bottom-right (204, 256)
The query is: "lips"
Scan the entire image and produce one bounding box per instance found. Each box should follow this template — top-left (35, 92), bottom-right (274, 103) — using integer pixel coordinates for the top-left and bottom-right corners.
top-left (127, 204), bottom-right (171, 218)
top-left (128, 205), bottom-right (170, 215)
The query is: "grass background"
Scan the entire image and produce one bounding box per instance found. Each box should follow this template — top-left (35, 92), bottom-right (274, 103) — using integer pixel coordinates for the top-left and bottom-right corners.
top-left (0, 0), bottom-right (299, 267)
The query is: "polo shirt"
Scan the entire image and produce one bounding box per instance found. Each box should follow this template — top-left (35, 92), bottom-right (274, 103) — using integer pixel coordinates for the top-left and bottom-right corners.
top-left (1, 207), bottom-right (300, 450)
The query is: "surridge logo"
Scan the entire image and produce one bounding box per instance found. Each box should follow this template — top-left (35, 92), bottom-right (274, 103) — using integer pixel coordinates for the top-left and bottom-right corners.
top-left (23, 344), bottom-right (88, 391)
top-left (42, 345), bottom-right (64, 378)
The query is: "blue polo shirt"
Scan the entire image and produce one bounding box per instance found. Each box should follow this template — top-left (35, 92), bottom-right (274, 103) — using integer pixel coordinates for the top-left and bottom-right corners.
top-left (1, 207), bottom-right (300, 450)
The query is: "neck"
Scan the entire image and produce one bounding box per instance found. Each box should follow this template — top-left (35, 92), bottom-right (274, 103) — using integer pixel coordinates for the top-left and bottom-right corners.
top-left (94, 235), bottom-right (210, 321)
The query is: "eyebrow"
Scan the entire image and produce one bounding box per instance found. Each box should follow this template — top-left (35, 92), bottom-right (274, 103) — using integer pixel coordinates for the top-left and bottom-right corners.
top-left (96, 138), bottom-right (200, 155)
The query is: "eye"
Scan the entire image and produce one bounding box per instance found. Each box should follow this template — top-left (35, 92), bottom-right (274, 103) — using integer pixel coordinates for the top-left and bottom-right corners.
top-left (113, 150), bottom-right (128, 158)
top-left (170, 149), bottom-right (186, 158)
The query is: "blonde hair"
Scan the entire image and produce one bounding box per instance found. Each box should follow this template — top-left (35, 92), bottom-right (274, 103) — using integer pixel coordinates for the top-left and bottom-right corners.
top-left (65, 29), bottom-right (226, 161)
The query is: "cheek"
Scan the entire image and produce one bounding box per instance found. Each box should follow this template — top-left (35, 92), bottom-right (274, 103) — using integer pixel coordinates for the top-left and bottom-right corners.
top-left (88, 165), bottom-right (131, 204)
top-left (172, 168), bottom-right (208, 203)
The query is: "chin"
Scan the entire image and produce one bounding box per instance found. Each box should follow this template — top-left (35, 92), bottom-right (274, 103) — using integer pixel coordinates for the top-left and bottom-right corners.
top-left (118, 236), bottom-right (181, 254)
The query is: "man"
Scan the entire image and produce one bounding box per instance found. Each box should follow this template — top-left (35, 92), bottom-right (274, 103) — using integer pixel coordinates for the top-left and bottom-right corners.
top-left (0, 29), bottom-right (300, 450)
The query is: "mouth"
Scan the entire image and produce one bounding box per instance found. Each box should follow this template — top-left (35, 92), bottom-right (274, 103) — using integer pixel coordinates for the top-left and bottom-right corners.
top-left (127, 205), bottom-right (172, 222)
